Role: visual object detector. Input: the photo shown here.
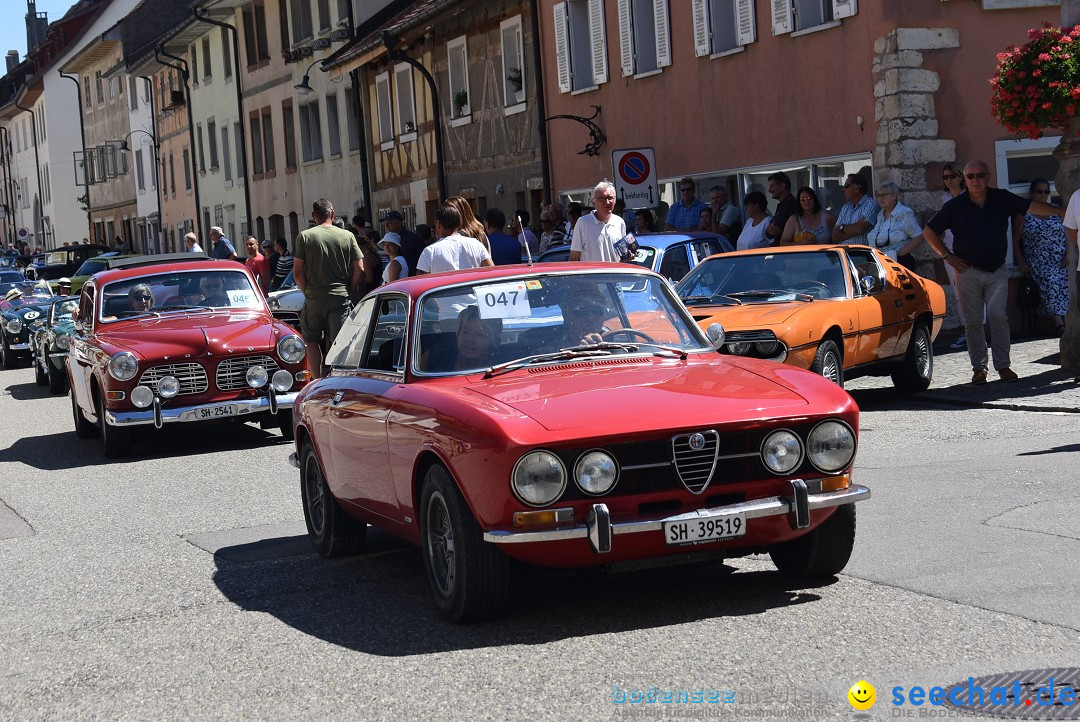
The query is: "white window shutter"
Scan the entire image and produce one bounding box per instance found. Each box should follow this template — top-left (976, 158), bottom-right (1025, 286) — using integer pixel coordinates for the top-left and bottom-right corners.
top-left (691, 0), bottom-right (710, 57)
top-left (735, 0), bottom-right (756, 45)
top-left (588, 0), bottom-right (608, 85)
top-left (771, 0), bottom-right (792, 35)
top-left (618, 0), bottom-right (635, 76)
top-left (553, 3), bottom-right (572, 93)
top-left (653, 0), bottom-right (670, 67)
top-left (832, 0), bottom-right (857, 20)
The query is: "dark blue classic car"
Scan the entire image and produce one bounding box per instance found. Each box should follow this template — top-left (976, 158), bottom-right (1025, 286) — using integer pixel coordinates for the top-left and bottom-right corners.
top-left (31, 295), bottom-right (78, 393)
top-left (1, 282), bottom-right (55, 369)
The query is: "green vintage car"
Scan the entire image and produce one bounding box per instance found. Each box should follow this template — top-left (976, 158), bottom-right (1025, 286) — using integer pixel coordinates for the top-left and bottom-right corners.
top-left (31, 295), bottom-right (79, 394)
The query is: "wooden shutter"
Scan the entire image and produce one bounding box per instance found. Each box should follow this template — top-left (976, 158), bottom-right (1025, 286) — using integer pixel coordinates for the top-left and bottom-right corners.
top-left (618, 0), bottom-right (635, 76)
top-left (832, 0), bottom-right (857, 20)
top-left (771, 0), bottom-right (792, 35)
top-left (588, 0), bottom-right (608, 85)
top-left (735, 0), bottom-right (756, 45)
top-left (553, 3), bottom-right (572, 93)
top-left (692, 0), bottom-right (710, 57)
top-left (654, 0), bottom-right (670, 67)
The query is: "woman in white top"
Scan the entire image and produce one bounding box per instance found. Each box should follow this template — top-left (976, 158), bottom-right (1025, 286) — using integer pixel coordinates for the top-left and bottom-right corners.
top-left (780, 186), bottom-right (835, 245)
top-left (736, 191), bottom-right (772, 251)
top-left (378, 233), bottom-right (409, 283)
top-left (867, 181), bottom-right (924, 262)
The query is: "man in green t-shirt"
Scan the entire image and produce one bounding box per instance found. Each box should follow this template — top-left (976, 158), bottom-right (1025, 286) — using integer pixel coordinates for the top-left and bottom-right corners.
top-left (293, 198), bottom-right (364, 377)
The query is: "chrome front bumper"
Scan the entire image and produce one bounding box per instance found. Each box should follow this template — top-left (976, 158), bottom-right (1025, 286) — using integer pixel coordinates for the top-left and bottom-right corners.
top-left (106, 392), bottom-right (298, 428)
top-left (483, 481), bottom-right (870, 554)
top-left (10, 342), bottom-right (29, 351)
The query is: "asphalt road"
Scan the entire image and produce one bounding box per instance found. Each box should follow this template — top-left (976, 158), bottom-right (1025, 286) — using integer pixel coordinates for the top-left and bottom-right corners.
top-left (1, 360), bottom-right (1078, 721)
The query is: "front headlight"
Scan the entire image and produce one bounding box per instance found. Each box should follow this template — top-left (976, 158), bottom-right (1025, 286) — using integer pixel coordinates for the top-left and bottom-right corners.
top-left (130, 385), bottom-right (154, 408)
top-left (56, 335), bottom-right (70, 350)
top-left (246, 365), bottom-right (268, 388)
top-left (277, 335), bottom-right (305, 364)
top-left (511, 450), bottom-right (567, 507)
top-left (574, 450), bottom-right (619, 495)
top-left (761, 429), bottom-right (802, 475)
top-left (755, 340), bottom-right (778, 356)
top-left (157, 375), bottom-right (180, 398)
top-left (271, 369), bottom-right (293, 392)
top-left (725, 341), bottom-right (750, 355)
top-left (5, 318), bottom-right (22, 334)
top-left (807, 420), bottom-right (856, 473)
top-left (107, 351), bottom-right (139, 381)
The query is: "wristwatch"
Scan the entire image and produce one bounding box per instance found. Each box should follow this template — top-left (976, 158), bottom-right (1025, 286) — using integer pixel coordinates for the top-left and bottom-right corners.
top-left (837, 224), bottom-right (846, 233)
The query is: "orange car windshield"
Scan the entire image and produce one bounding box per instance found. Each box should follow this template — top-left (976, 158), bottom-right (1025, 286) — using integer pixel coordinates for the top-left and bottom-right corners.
top-left (678, 251), bottom-right (850, 304)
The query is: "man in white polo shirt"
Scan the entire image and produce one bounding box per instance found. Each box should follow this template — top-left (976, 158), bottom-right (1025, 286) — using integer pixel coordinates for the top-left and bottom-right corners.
top-left (569, 181), bottom-right (629, 263)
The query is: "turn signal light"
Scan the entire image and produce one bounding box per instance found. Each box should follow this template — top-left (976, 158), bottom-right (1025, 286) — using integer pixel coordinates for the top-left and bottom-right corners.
top-left (821, 475), bottom-right (851, 491)
top-left (513, 508), bottom-right (574, 527)
top-left (105, 391), bottom-right (126, 401)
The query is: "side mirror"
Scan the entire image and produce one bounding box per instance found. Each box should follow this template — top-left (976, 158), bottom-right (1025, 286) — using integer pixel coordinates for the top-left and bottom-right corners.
top-left (860, 275), bottom-right (876, 293)
top-left (706, 322), bottom-right (725, 350)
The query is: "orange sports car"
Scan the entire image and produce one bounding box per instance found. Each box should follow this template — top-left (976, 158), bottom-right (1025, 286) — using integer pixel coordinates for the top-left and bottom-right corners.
top-left (676, 245), bottom-right (946, 390)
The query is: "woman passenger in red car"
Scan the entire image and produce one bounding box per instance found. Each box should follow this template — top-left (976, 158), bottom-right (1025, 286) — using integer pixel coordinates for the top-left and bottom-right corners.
top-left (423, 305), bottom-right (502, 372)
top-left (127, 284), bottom-right (154, 313)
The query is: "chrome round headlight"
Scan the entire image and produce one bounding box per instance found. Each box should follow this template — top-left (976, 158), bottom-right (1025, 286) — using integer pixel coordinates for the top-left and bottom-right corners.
top-left (56, 335), bottom-right (70, 350)
top-left (107, 351), bottom-right (139, 381)
top-left (130, 385), bottom-right (154, 408)
top-left (157, 375), bottom-right (180, 398)
top-left (726, 341), bottom-right (750, 355)
top-left (511, 450), bottom-right (567, 507)
top-left (761, 429), bottom-right (803, 475)
top-left (276, 335), bottom-right (306, 364)
top-left (807, 420), bottom-right (857, 473)
top-left (246, 365), bottom-right (268, 388)
top-left (574, 450), bottom-right (619, 496)
top-left (5, 318), bottom-right (22, 334)
top-left (755, 340), bottom-right (778, 356)
top-left (271, 369), bottom-right (293, 393)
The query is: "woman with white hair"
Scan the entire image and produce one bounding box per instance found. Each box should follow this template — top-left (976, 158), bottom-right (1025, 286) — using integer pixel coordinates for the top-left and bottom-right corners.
top-left (568, 181), bottom-right (629, 262)
top-left (867, 181), bottom-right (924, 263)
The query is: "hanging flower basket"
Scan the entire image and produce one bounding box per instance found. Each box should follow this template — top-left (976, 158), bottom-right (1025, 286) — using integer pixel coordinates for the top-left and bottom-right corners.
top-left (991, 23), bottom-right (1080, 140)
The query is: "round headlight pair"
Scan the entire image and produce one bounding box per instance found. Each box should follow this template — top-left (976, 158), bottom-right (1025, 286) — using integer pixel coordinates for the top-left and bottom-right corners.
top-left (5, 318), bottom-right (22, 334)
top-left (56, 335), bottom-right (70, 350)
top-left (761, 421), bottom-right (856, 475)
top-left (131, 385), bottom-right (154, 408)
top-left (107, 352), bottom-right (139, 381)
top-left (511, 449), bottom-right (619, 506)
top-left (277, 335), bottom-right (305, 364)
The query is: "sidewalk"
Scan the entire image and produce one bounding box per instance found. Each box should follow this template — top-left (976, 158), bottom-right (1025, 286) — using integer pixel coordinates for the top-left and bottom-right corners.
top-left (845, 331), bottom-right (1080, 413)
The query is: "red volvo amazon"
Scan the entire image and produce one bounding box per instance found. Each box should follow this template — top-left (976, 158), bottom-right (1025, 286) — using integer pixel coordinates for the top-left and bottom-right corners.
top-left (68, 255), bottom-right (308, 458)
top-left (289, 264), bottom-right (870, 622)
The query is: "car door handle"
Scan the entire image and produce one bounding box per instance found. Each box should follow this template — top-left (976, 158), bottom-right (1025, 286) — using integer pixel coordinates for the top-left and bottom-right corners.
top-left (330, 391), bottom-right (344, 406)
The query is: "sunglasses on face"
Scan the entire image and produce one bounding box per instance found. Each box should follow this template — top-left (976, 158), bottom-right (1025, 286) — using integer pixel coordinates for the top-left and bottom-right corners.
top-left (966, 172), bottom-right (990, 180)
top-left (680, 187), bottom-right (694, 193)
top-left (201, 283), bottom-right (222, 290)
top-left (572, 303), bottom-right (607, 316)
top-left (942, 173), bottom-right (960, 181)
top-left (135, 294), bottom-right (151, 301)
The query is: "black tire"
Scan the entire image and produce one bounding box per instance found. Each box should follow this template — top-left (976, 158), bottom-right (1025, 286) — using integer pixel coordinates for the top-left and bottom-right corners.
top-left (891, 323), bottom-right (933, 393)
top-left (33, 351), bottom-right (47, 386)
top-left (277, 410), bottom-right (295, 441)
top-left (71, 389), bottom-right (98, 439)
top-left (1, 336), bottom-right (16, 370)
top-left (97, 391), bottom-right (131, 458)
top-left (48, 362), bottom-right (67, 395)
top-left (300, 440), bottom-right (366, 557)
top-left (769, 504), bottom-right (856, 579)
top-left (810, 339), bottom-right (844, 388)
top-left (420, 464), bottom-right (509, 623)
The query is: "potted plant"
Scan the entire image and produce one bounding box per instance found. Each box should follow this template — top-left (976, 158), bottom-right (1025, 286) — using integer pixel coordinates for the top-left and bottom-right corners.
top-left (507, 67), bottom-right (524, 102)
top-left (453, 88), bottom-right (469, 117)
top-left (991, 23), bottom-right (1080, 139)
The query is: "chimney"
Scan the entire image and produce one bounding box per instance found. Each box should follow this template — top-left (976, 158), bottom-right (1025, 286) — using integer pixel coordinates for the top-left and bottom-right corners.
top-left (25, 1), bottom-right (48, 54)
top-left (5, 51), bottom-right (18, 74)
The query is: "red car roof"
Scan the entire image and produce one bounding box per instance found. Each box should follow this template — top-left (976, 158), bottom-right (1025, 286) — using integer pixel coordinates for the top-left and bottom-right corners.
top-left (377, 261), bottom-right (652, 296)
top-left (88, 259), bottom-right (250, 287)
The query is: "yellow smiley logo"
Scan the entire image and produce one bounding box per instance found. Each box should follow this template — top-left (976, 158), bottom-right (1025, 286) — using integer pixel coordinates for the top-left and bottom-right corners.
top-left (848, 680), bottom-right (876, 711)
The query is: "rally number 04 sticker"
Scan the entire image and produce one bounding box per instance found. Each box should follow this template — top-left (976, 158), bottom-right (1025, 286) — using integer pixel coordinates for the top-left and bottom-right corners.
top-left (476, 282), bottom-right (531, 319)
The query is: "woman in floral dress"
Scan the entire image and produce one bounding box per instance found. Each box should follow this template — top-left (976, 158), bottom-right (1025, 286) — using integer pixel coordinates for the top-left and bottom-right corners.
top-left (1014, 178), bottom-right (1069, 335)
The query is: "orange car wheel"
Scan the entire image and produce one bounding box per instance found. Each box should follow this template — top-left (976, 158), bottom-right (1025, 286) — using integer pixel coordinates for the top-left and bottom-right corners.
top-left (811, 339), bottom-right (844, 388)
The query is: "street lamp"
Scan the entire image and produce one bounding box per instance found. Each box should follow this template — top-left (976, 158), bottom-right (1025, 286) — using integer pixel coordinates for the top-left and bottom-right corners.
top-left (294, 59), bottom-right (320, 95)
top-left (117, 128), bottom-right (156, 152)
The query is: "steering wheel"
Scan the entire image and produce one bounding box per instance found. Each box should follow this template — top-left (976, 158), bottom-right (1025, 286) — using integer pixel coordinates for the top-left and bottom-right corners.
top-left (601, 328), bottom-right (656, 343)
top-left (793, 280), bottom-right (831, 297)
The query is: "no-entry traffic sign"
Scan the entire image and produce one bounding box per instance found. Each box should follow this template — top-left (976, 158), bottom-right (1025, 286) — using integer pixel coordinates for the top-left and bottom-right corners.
top-left (611, 147), bottom-right (657, 209)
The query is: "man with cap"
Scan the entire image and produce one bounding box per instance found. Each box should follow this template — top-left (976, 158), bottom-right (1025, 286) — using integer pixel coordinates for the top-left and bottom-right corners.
top-left (382, 210), bottom-right (423, 277)
top-left (208, 226), bottom-right (237, 260)
top-left (57, 278), bottom-right (72, 296)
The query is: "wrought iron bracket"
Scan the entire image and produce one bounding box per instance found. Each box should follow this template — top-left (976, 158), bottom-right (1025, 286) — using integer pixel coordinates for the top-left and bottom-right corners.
top-left (543, 105), bottom-right (605, 157)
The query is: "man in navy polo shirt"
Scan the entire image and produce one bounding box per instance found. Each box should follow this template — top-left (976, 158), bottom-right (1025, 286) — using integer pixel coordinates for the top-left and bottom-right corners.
top-left (208, 226), bottom-right (237, 260)
top-left (925, 160), bottom-right (1063, 385)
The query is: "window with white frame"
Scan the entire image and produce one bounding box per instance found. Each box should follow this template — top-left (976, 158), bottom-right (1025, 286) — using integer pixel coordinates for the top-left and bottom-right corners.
top-left (553, 0), bottom-right (609, 93)
top-left (222, 31), bottom-right (232, 79)
top-left (196, 123), bottom-right (206, 173)
top-left (500, 16), bottom-right (526, 107)
top-left (618, 0), bottom-right (669, 76)
top-left (337, 0), bottom-right (349, 24)
top-left (692, 0), bottom-right (756, 57)
top-left (208, 118), bottom-right (219, 169)
top-left (447, 35), bottom-right (470, 120)
top-left (326, 92), bottom-right (341, 156)
top-left (394, 63), bottom-right (417, 139)
top-left (375, 71), bottom-right (393, 148)
top-left (222, 125), bottom-right (232, 182)
top-left (317, 0), bottom-right (330, 32)
top-left (344, 85), bottom-right (360, 151)
top-left (202, 37), bottom-right (213, 80)
top-left (299, 98), bottom-right (323, 162)
top-left (135, 149), bottom-right (145, 191)
top-left (129, 77), bottom-right (139, 110)
top-left (771, 0), bottom-right (855, 35)
top-left (291, 0), bottom-right (313, 44)
top-left (191, 44), bottom-right (199, 86)
top-left (234, 122), bottom-right (245, 180)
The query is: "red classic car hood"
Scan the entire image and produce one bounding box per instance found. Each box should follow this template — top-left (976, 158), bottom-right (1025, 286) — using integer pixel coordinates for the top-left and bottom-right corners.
top-left (464, 357), bottom-right (813, 431)
top-left (689, 301), bottom-right (814, 328)
top-left (101, 313), bottom-right (276, 358)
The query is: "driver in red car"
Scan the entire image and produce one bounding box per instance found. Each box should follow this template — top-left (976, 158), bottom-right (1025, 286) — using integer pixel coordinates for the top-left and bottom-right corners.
top-left (560, 287), bottom-right (609, 346)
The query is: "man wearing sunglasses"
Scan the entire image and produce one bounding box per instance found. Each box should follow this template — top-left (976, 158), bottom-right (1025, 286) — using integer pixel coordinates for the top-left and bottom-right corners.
top-left (831, 173), bottom-right (880, 245)
top-left (665, 178), bottom-right (708, 231)
top-left (925, 160), bottom-right (1063, 385)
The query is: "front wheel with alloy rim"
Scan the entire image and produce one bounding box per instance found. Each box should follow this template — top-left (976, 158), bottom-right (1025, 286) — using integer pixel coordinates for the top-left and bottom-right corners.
top-left (769, 504), bottom-right (856, 579)
top-left (300, 441), bottom-right (366, 556)
top-left (1, 336), bottom-right (16, 369)
top-left (891, 323), bottom-right (933, 392)
top-left (71, 390), bottom-right (98, 439)
top-left (810, 339), bottom-right (844, 388)
top-left (96, 391), bottom-right (132, 458)
top-left (420, 464), bottom-right (508, 623)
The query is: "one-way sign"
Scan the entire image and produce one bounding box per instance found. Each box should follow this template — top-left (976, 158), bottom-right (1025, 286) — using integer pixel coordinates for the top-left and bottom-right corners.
top-left (611, 147), bottom-right (657, 209)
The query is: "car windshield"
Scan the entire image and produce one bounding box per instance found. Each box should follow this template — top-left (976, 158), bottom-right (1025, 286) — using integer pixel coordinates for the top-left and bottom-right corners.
top-left (1, 281), bottom-right (53, 305)
top-left (677, 250), bottom-right (850, 304)
top-left (74, 257), bottom-right (110, 277)
top-left (99, 269), bottom-right (264, 321)
top-left (0, 271), bottom-right (23, 284)
top-left (50, 298), bottom-right (79, 324)
top-left (412, 271), bottom-right (706, 375)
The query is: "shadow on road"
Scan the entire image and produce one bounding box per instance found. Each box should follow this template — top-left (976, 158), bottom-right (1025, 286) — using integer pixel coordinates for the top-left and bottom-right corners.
top-left (4, 379), bottom-right (51, 401)
top-left (210, 530), bottom-right (833, 656)
top-left (1017, 443), bottom-right (1080, 457)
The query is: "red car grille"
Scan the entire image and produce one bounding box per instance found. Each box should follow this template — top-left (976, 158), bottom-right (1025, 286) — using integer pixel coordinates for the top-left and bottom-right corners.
top-left (216, 355), bottom-right (280, 391)
top-left (139, 363), bottom-right (209, 396)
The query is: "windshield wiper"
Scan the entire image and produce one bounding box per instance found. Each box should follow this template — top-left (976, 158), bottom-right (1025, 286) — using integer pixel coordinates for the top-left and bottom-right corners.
top-left (681, 294), bottom-right (743, 306)
top-left (483, 342), bottom-right (686, 379)
top-left (725, 290), bottom-right (813, 302)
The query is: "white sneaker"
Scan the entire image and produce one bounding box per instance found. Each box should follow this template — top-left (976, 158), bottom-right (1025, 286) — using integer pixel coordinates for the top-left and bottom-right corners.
top-left (949, 335), bottom-right (967, 350)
